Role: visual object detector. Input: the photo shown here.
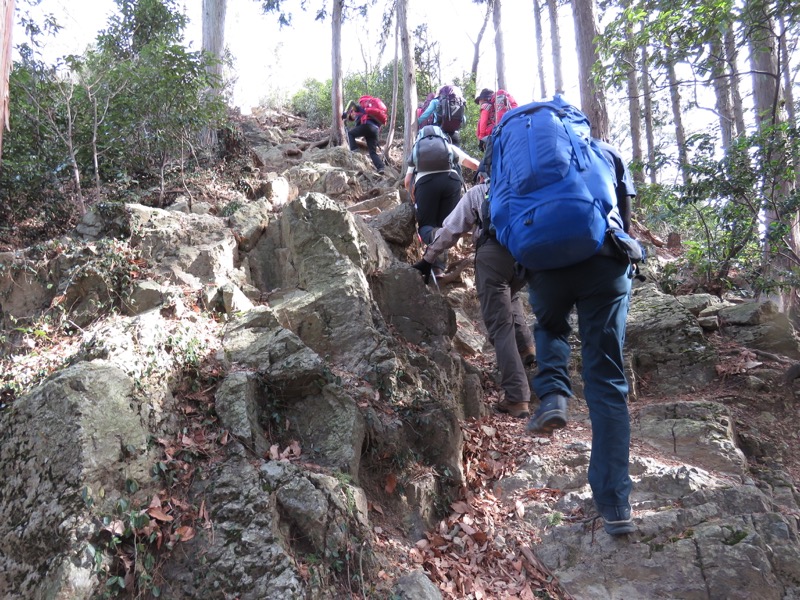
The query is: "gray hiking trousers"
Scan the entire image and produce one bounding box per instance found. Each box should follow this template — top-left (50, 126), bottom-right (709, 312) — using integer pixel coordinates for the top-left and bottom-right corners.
top-left (475, 238), bottom-right (534, 405)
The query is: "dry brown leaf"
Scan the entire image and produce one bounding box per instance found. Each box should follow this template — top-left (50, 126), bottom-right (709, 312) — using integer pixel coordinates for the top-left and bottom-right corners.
top-left (103, 519), bottom-right (125, 536)
top-left (147, 507), bottom-right (174, 522)
top-left (269, 444), bottom-right (280, 460)
top-left (175, 525), bottom-right (195, 542)
top-left (384, 473), bottom-right (397, 494)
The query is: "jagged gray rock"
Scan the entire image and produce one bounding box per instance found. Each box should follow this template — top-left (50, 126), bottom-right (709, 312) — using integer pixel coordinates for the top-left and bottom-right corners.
top-left (4, 115), bottom-right (800, 600)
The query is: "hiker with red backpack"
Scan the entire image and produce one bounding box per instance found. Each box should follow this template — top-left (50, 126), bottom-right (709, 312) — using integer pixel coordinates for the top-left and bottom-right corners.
top-left (404, 125), bottom-right (480, 276)
top-left (475, 87), bottom-right (518, 151)
top-left (343, 95), bottom-right (388, 174)
top-left (416, 85), bottom-right (467, 147)
top-left (488, 94), bottom-right (643, 536)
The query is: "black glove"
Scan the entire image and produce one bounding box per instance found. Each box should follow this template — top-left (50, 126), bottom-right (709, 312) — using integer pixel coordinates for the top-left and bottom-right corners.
top-left (412, 258), bottom-right (433, 284)
top-left (341, 112), bottom-right (348, 121)
top-left (478, 139), bottom-right (486, 152)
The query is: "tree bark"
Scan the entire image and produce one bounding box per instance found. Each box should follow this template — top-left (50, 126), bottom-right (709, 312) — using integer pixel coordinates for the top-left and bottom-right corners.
top-left (725, 23), bottom-right (746, 137)
top-left (533, 0), bottom-right (547, 99)
top-left (641, 41), bottom-right (657, 185)
top-left (398, 0), bottom-right (418, 154)
top-left (0, 0), bottom-right (15, 161)
top-left (493, 0), bottom-right (507, 90)
top-left (330, 0), bottom-right (346, 146)
top-left (710, 32), bottom-right (734, 152)
top-left (385, 13), bottom-right (400, 151)
top-left (748, 1), bottom-right (797, 316)
top-left (546, 0), bottom-right (564, 94)
top-left (571, 0), bottom-right (609, 139)
top-left (201, 0), bottom-right (226, 148)
top-left (665, 46), bottom-right (688, 183)
top-left (202, 0), bottom-right (226, 83)
top-left (622, 0), bottom-right (643, 184)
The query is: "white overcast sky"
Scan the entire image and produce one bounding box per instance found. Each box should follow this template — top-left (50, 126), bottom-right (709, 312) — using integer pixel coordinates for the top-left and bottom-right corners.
top-left (14, 0), bottom-right (581, 112)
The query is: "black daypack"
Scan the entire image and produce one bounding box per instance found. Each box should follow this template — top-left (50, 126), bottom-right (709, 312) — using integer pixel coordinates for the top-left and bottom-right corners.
top-left (411, 125), bottom-right (455, 172)
top-left (436, 85), bottom-right (466, 134)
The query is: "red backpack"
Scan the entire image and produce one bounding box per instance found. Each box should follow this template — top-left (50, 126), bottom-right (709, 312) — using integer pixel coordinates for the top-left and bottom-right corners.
top-left (359, 95), bottom-right (388, 126)
top-left (492, 89), bottom-right (518, 127)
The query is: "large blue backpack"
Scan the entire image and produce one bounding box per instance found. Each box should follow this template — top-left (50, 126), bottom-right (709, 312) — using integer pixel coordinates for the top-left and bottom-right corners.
top-left (489, 95), bottom-right (617, 271)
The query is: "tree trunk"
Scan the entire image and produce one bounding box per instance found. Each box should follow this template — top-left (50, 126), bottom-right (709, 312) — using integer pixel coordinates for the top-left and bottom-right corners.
top-left (201, 0), bottom-right (227, 148)
top-left (398, 0), bottom-right (418, 154)
top-left (571, 0), bottom-right (609, 140)
top-left (546, 0), bottom-right (564, 94)
top-left (493, 0), bottom-right (507, 90)
top-left (641, 41), bottom-right (657, 185)
top-left (622, 0), bottom-right (643, 184)
top-left (202, 0), bottom-right (226, 83)
top-left (533, 0), bottom-right (547, 99)
top-left (710, 32), bottom-right (734, 152)
top-left (778, 16), bottom-right (799, 188)
top-left (470, 2), bottom-right (492, 80)
top-left (0, 0), bottom-right (15, 161)
top-left (725, 23), bottom-right (746, 137)
top-left (665, 46), bottom-right (688, 183)
top-left (747, 1), bottom-right (800, 320)
top-left (330, 0), bottom-right (346, 146)
top-left (385, 14), bottom-right (400, 151)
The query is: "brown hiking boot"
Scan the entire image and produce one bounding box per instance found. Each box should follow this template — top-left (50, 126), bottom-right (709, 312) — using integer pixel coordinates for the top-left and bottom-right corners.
top-left (494, 399), bottom-right (530, 419)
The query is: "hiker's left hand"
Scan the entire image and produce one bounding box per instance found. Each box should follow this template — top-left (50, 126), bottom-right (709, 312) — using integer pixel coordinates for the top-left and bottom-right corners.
top-left (412, 259), bottom-right (433, 284)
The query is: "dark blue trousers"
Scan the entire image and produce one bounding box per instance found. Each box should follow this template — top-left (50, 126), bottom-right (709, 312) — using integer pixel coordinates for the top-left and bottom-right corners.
top-left (525, 255), bottom-right (633, 508)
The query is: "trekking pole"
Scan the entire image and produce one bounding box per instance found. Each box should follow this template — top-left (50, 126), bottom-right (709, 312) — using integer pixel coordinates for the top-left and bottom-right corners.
top-left (431, 270), bottom-right (440, 291)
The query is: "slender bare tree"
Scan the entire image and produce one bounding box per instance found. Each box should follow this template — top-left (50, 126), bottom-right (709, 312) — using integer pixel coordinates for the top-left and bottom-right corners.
top-left (724, 23), bottom-right (746, 137)
top-left (641, 41), bottom-right (657, 184)
top-left (470, 2), bottom-right (493, 80)
top-left (665, 46), bottom-right (688, 183)
top-left (398, 0), bottom-right (417, 155)
top-left (546, 0), bottom-right (564, 94)
top-left (571, 0), bottom-right (609, 139)
top-left (621, 0), bottom-right (643, 184)
top-left (709, 31), bottom-right (734, 152)
top-left (330, 0), bottom-right (347, 146)
top-left (493, 0), bottom-right (507, 89)
top-left (0, 0), bottom-right (14, 161)
top-left (384, 11), bottom-right (400, 150)
top-left (533, 0), bottom-right (547, 98)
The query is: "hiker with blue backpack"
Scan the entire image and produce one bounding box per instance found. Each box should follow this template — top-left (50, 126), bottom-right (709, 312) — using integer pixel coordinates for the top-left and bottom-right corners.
top-left (404, 125), bottom-right (480, 276)
top-left (416, 85), bottom-right (467, 147)
top-left (342, 95), bottom-right (387, 174)
top-left (411, 172), bottom-right (535, 418)
top-left (488, 94), bottom-right (643, 536)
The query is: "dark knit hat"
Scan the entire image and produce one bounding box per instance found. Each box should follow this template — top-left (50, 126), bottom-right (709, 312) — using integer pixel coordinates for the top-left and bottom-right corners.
top-left (474, 88), bottom-right (493, 104)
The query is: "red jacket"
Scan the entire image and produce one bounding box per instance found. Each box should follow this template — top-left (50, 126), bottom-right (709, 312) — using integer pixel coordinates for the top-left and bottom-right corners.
top-left (476, 101), bottom-right (494, 140)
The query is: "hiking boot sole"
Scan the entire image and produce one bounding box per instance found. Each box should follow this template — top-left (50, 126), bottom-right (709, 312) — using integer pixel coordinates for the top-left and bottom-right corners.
top-left (603, 519), bottom-right (636, 535)
top-left (494, 402), bottom-right (531, 419)
top-left (526, 410), bottom-right (567, 434)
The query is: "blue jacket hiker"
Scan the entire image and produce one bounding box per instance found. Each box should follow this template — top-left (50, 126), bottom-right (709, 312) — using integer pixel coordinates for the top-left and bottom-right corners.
top-left (523, 137), bottom-right (638, 536)
top-left (416, 85), bottom-right (467, 147)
